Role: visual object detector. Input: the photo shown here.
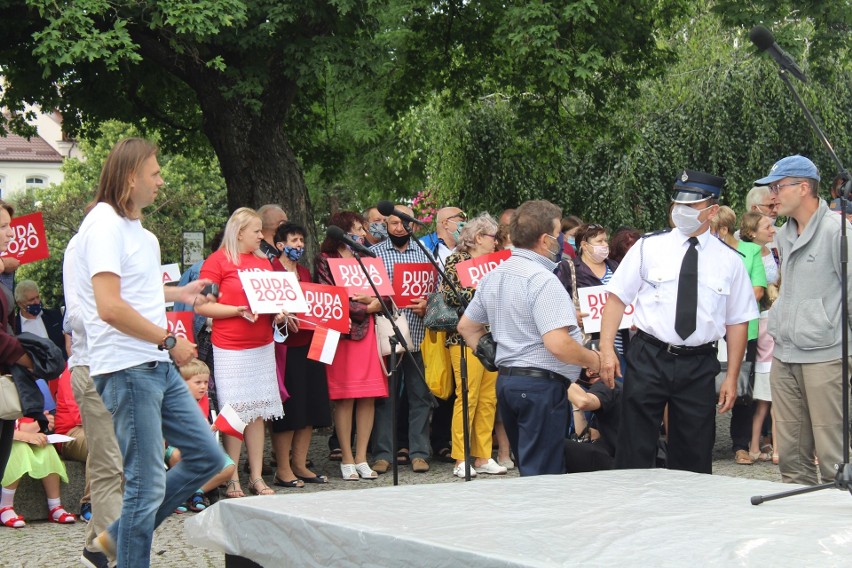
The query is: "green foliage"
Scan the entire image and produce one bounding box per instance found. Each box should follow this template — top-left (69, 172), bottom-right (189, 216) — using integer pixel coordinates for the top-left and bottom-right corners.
top-left (12, 121), bottom-right (228, 307)
top-left (389, 7), bottom-right (852, 232)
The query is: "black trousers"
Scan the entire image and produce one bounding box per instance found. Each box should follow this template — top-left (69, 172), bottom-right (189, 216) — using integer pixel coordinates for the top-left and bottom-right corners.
top-left (729, 339), bottom-right (758, 453)
top-left (615, 333), bottom-right (720, 474)
top-left (0, 419), bottom-right (13, 482)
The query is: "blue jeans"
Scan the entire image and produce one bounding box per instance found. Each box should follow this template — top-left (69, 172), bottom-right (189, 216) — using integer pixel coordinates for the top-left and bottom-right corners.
top-left (94, 361), bottom-right (225, 568)
top-left (497, 373), bottom-right (568, 476)
top-left (373, 351), bottom-right (432, 460)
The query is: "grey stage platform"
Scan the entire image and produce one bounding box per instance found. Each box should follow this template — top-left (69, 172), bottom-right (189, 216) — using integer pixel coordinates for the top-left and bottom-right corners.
top-left (185, 469), bottom-right (852, 567)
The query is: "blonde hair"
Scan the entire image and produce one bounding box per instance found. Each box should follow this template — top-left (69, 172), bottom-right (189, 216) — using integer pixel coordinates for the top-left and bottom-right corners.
top-left (89, 138), bottom-right (158, 219)
top-left (709, 205), bottom-right (736, 235)
top-left (179, 359), bottom-right (210, 381)
top-left (219, 207), bottom-right (265, 265)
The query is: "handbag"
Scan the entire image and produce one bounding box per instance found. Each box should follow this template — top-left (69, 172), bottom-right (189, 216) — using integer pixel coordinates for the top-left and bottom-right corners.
top-left (375, 309), bottom-right (413, 357)
top-left (0, 374), bottom-right (23, 421)
top-left (715, 360), bottom-right (754, 404)
top-left (423, 291), bottom-right (460, 331)
top-left (563, 258), bottom-right (594, 348)
top-left (422, 329), bottom-right (454, 399)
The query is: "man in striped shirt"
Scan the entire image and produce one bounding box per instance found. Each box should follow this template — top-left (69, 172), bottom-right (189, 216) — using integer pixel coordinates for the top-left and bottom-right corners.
top-left (458, 200), bottom-right (604, 476)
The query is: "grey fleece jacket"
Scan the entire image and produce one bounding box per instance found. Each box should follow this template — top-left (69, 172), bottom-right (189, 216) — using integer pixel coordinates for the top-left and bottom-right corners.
top-left (768, 199), bottom-right (852, 363)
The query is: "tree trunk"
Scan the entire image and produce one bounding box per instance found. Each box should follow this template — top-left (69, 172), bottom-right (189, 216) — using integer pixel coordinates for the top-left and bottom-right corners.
top-left (195, 85), bottom-right (319, 258)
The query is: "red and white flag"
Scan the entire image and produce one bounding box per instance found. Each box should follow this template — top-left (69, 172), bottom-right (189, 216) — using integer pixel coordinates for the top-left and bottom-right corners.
top-left (214, 404), bottom-right (247, 440)
top-left (307, 327), bottom-right (341, 365)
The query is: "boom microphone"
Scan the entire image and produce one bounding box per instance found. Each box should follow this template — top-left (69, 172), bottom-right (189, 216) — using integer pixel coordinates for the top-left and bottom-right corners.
top-left (749, 25), bottom-right (808, 84)
top-left (376, 200), bottom-right (424, 225)
top-left (325, 225), bottom-right (377, 258)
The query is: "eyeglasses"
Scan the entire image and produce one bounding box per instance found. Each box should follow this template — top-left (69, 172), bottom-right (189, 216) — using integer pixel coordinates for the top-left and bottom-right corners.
top-left (482, 233), bottom-right (497, 239)
top-left (768, 181), bottom-right (802, 194)
top-left (756, 202), bottom-right (779, 210)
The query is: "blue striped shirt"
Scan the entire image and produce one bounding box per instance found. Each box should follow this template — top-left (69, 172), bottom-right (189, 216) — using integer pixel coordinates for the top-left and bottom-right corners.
top-left (464, 248), bottom-right (583, 379)
top-left (371, 237), bottom-right (430, 350)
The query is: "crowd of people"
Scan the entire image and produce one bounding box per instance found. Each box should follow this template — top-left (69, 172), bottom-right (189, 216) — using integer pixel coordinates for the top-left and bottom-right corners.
top-left (0, 137), bottom-right (849, 567)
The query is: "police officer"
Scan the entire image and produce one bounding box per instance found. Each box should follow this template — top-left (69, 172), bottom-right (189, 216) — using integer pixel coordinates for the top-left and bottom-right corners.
top-left (599, 170), bottom-right (758, 473)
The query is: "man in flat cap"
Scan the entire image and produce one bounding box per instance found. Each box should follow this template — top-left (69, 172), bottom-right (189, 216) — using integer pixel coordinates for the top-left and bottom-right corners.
top-left (599, 170), bottom-right (757, 473)
top-left (757, 155), bottom-right (852, 485)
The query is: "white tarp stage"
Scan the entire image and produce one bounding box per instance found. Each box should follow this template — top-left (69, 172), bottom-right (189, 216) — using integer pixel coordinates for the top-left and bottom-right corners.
top-left (185, 469), bottom-right (852, 567)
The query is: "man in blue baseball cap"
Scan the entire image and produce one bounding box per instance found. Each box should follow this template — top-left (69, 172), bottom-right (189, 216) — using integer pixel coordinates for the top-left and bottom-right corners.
top-left (756, 154), bottom-right (852, 486)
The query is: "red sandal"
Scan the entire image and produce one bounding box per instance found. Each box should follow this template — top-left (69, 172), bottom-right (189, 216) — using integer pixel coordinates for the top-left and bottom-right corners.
top-left (0, 506), bottom-right (26, 528)
top-left (49, 505), bottom-right (77, 524)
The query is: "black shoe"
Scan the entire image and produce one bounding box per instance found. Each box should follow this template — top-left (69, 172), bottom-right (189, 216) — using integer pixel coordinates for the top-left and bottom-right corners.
top-left (80, 547), bottom-right (110, 568)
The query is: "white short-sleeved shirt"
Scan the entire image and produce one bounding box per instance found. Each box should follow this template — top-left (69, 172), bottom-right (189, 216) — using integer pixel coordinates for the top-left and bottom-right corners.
top-left (606, 229), bottom-right (757, 346)
top-left (76, 202), bottom-right (169, 376)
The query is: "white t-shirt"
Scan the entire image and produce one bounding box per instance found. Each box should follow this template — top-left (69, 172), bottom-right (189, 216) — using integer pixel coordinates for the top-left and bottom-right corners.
top-left (76, 202), bottom-right (169, 376)
top-left (62, 234), bottom-right (88, 367)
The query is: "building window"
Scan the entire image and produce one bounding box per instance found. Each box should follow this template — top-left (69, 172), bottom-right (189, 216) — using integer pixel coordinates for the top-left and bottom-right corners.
top-left (0, 176), bottom-right (5, 198)
top-left (25, 176), bottom-right (47, 188)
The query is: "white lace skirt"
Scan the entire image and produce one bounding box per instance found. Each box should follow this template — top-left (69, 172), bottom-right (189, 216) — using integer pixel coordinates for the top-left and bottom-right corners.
top-left (213, 342), bottom-right (284, 423)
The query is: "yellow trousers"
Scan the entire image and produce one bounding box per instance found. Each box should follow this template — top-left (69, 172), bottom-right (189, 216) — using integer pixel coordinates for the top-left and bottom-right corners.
top-left (449, 344), bottom-right (498, 461)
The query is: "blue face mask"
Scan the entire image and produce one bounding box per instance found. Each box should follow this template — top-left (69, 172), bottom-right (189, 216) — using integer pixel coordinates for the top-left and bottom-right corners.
top-left (348, 233), bottom-right (366, 246)
top-left (25, 303), bottom-right (43, 317)
top-left (282, 246), bottom-right (304, 261)
top-left (368, 222), bottom-right (387, 240)
top-left (545, 233), bottom-right (563, 263)
top-left (567, 236), bottom-right (576, 247)
top-left (452, 221), bottom-right (467, 242)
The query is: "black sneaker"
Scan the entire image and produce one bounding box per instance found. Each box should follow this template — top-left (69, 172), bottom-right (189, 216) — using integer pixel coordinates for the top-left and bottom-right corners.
top-left (80, 547), bottom-right (110, 568)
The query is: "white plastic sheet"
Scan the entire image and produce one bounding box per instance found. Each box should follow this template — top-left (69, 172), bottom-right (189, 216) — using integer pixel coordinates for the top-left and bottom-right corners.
top-left (185, 469), bottom-right (852, 567)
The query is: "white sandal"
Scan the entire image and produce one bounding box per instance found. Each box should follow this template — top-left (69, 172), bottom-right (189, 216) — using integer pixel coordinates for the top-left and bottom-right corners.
top-left (341, 463), bottom-right (359, 481)
top-left (355, 462), bottom-right (377, 479)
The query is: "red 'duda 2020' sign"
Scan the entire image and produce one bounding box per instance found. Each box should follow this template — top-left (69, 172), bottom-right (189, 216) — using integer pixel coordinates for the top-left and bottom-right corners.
top-left (0, 212), bottom-right (49, 265)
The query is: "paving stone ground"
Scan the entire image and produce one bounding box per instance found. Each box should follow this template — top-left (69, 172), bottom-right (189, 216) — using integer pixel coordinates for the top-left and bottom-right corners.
top-left (0, 412), bottom-right (797, 567)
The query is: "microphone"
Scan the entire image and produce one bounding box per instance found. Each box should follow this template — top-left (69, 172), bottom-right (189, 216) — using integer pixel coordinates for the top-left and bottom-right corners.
top-left (326, 225), bottom-right (377, 258)
top-left (376, 200), bottom-right (424, 225)
top-left (749, 25), bottom-right (807, 83)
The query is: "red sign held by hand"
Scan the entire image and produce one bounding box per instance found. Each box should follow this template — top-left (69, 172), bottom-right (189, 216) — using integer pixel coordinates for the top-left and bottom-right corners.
top-left (166, 312), bottom-right (195, 344)
top-left (327, 257), bottom-right (394, 297)
top-left (299, 283), bottom-right (350, 334)
top-left (0, 212), bottom-right (49, 265)
top-left (457, 249), bottom-right (511, 288)
top-left (393, 263), bottom-right (437, 307)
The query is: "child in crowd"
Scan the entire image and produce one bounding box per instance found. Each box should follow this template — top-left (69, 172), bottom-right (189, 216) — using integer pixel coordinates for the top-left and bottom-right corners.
top-left (165, 359), bottom-right (235, 512)
top-left (1, 418), bottom-right (76, 527)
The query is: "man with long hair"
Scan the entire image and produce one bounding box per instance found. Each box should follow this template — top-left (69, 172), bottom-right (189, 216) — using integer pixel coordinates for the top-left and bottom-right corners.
top-left (74, 138), bottom-right (229, 567)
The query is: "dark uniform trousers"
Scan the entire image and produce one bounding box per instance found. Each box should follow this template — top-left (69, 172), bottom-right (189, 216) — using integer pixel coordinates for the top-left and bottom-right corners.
top-left (615, 333), bottom-right (720, 474)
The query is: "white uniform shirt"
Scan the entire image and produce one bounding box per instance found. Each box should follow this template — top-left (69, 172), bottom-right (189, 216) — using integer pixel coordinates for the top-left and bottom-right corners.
top-left (606, 229), bottom-right (757, 346)
top-left (76, 202), bottom-right (169, 376)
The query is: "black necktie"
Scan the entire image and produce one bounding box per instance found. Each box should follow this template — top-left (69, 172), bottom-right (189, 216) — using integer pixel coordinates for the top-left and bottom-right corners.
top-left (675, 237), bottom-right (698, 340)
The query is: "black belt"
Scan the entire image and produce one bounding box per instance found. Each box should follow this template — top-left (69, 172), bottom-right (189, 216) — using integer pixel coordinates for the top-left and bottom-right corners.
top-left (498, 366), bottom-right (570, 385)
top-left (636, 329), bottom-right (717, 357)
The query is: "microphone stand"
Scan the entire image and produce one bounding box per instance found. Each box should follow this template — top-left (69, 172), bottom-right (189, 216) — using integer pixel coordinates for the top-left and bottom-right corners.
top-left (404, 223), bottom-right (475, 481)
top-left (349, 249), bottom-right (418, 487)
top-left (751, 67), bottom-right (852, 505)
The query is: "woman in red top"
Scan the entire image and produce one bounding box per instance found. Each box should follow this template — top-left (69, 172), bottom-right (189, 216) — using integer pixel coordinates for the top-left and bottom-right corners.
top-left (269, 223), bottom-right (331, 486)
top-left (196, 208), bottom-right (288, 497)
top-left (314, 211), bottom-right (387, 480)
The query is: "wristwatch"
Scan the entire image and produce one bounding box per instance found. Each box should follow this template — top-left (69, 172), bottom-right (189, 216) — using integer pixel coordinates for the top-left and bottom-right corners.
top-left (158, 331), bottom-right (178, 351)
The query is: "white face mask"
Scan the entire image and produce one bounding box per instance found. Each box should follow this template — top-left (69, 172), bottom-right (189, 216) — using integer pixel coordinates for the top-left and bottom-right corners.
top-left (671, 204), bottom-right (710, 235)
top-left (585, 244), bottom-right (609, 263)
